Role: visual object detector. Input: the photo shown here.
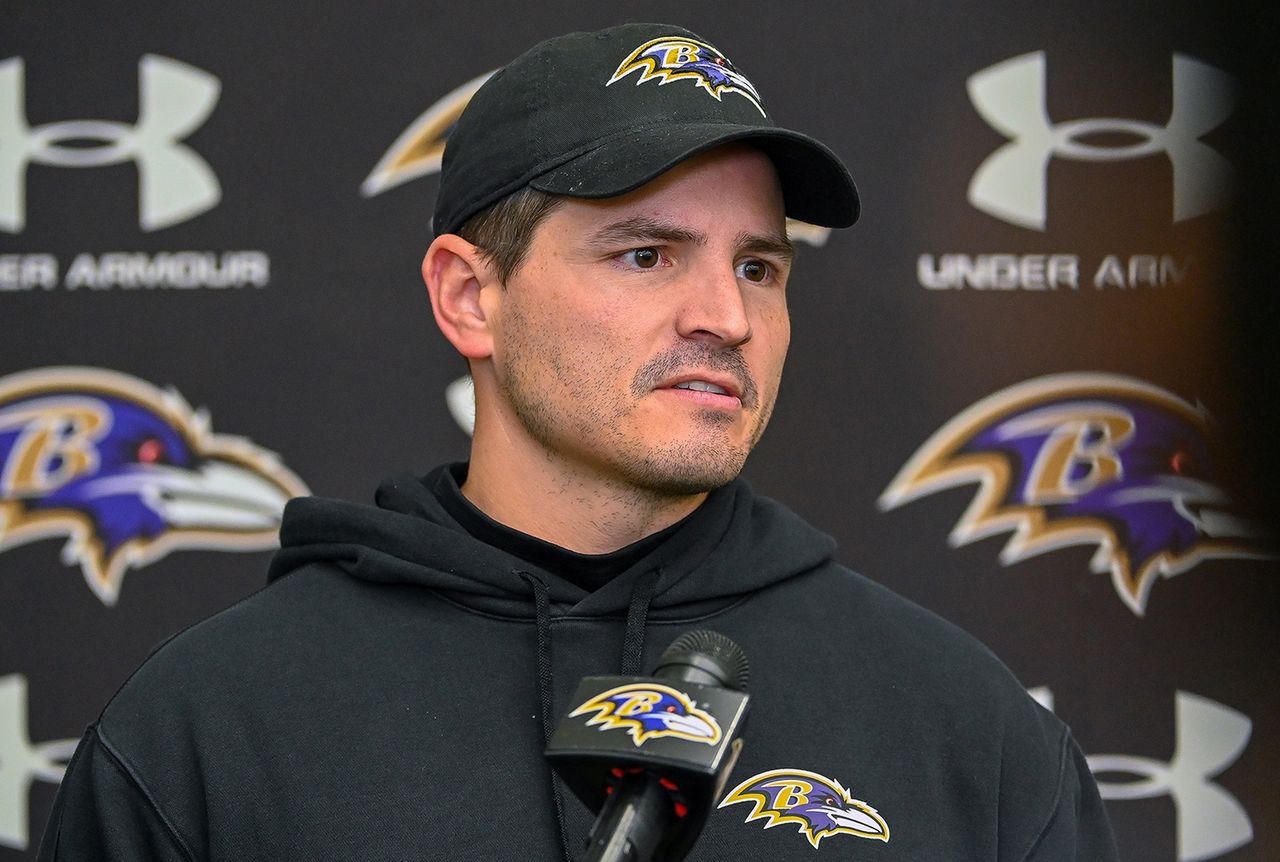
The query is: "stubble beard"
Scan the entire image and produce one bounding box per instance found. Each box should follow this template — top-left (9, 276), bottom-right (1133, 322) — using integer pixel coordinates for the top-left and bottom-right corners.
top-left (495, 315), bottom-right (778, 499)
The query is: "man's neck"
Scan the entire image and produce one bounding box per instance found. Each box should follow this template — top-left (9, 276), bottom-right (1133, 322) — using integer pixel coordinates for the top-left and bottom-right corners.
top-left (461, 436), bottom-right (707, 555)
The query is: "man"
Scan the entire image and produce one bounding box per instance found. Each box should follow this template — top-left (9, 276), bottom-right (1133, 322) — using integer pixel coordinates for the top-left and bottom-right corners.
top-left (40, 23), bottom-right (1118, 860)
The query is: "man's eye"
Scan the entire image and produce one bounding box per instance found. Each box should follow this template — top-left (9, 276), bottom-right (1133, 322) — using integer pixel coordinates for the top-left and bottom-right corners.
top-left (624, 247), bottom-right (661, 269)
top-left (738, 259), bottom-right (770, 282)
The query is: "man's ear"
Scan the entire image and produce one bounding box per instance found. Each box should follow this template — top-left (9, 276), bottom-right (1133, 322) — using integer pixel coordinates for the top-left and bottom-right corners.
top-left (423, 234), bottom-right (497, 360)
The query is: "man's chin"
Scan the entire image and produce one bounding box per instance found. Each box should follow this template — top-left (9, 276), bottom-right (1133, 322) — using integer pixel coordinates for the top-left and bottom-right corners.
top-left (617, 445), bottom-right (751, 498)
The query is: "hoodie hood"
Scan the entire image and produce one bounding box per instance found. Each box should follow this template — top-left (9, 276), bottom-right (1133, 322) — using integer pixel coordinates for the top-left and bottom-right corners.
top-left (267, 464), bottom-right (836, 620)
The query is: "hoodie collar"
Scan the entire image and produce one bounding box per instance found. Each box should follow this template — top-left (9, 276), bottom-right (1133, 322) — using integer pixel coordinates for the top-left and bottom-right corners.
top-left (268, 463), bottom-right (836, 619)
top-left (427, 462), bottom-right (696, 591)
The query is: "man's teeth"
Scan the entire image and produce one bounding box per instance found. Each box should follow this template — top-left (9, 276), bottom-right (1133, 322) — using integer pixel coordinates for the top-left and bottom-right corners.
top-left (673, 381), bottom-right (729, 395)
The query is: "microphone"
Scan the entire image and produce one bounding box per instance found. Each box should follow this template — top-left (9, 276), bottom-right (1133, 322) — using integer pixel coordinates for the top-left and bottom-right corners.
top-left (545, 630), bottom-right (750, 862)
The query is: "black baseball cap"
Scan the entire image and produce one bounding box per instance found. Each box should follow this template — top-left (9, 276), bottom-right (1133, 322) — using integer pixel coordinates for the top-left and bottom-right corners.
top-left (433, 22), bottom-right (860, 236)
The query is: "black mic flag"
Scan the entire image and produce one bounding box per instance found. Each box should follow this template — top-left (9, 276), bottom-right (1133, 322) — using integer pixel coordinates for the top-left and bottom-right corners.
top-left (545, 630), bottom-right (750, 862)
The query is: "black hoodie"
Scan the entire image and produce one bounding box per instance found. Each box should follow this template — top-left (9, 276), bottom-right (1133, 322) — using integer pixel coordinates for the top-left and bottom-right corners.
top-left (40, 466), bottom-right (1118, 860)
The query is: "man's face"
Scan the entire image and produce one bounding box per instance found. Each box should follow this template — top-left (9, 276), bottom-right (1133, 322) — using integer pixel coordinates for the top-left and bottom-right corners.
top-left (486, 145), bottom-right (793, 497)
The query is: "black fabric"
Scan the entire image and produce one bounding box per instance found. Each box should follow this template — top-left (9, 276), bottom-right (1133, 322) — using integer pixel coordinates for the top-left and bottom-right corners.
top-left (39, 465), bottom-right (1118, 860)
top-left (620, 567), bottom-right (660, 675)
top-left (37, 727), bottom-right (192, 861)
top-left (432, 462), bottom-right (685, 592)
top-left (518, 570), bottom-right (573, 862)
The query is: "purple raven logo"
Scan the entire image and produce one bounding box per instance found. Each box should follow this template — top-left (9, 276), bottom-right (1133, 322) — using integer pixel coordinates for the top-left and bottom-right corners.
top-left (569, 683), bottom-right (722, 747)
top-left (719, 768), bottom-right (890, 848)
top-left (878, 373), bottom-right (1272, 615)
top-left (607, 36), bottom-right (765, 117)
top-left (0, 367), bottom-right (309, 605)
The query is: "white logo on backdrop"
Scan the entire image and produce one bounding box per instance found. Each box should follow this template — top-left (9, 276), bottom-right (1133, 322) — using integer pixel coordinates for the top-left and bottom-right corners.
top-left (0, 55), bottom-right (221, 233)
top-left (1030, 687), bottom-right (1253, 861)
top-left (967, 52), bottom-right (1234, 230)
top-left (0, 675), bottom-right (77, 850)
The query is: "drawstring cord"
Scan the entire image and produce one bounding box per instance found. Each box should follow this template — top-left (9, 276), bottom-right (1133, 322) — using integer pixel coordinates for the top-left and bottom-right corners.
top-left (620, 567), bottom-right (661, 676)
top-left (520, 566), bottom-right (662, 860)
top-left (519, 570), bottom-right (575, 862)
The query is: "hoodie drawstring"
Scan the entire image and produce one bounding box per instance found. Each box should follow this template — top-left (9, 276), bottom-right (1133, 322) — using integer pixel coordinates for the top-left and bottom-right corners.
top-left (519, 566), bottom-right (662, 860)
top-left (620, 567), bottom-right (661, 675)
top-left (519, 570), bottom-right (574, 862)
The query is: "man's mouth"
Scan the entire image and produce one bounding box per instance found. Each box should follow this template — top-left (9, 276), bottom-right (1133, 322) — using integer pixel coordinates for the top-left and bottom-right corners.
top-left (661, 374), bottom-right (745, 407)
top-left (632, 345), bottom-right (759, 409)
top-left (672, 380), bottom-right (731, 396)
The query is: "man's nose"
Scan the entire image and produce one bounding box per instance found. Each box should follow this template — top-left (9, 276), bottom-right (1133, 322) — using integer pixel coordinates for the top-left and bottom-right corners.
top-left (674, 264), bottom-right (752, 346)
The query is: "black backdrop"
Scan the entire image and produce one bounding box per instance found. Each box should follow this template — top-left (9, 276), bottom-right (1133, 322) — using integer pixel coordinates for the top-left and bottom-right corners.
top-left (2, 2), bottom-right (1276, 859)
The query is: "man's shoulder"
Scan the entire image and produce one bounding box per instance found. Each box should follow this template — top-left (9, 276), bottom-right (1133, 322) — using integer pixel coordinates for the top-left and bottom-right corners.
top-left (728, 486), bottom-right (1038, 713)
top-left (98, 563), bottom-right (366, 725)
top-left (779, 557), bottom-right (980, 641)
top-left (774, 558), bottom-right (1050, 714)
top-left (770, 559), bottom-right (1073, 782)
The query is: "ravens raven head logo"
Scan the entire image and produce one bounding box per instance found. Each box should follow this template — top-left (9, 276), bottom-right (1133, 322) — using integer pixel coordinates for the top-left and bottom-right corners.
top-left (606, 36), bottom-right (765, 117)
top-left (569, 683), bottom-right (722, 747)
top-left (719, 768), bottom-right (890, 848)
top-left (878, 372), bottom-right (1272, 615)
top-left (0, 367), bottom-right (309, 605)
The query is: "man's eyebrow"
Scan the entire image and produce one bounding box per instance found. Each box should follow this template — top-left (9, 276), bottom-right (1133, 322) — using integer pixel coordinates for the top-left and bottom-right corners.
top-left (587, 217), bottom-right (707, 247)
top-left (737, 231), bottom-right (795, 263)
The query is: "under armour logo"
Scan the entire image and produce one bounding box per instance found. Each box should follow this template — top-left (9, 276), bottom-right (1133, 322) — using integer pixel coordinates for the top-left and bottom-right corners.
top-left (0, 675), bottom-right (77, 850)
top-left (1031, 687), bottom-right (1252, 861)
top-left (0, 55), bottom-right (221, 233)
top-left (967, 52), bottom-right (1235, 230)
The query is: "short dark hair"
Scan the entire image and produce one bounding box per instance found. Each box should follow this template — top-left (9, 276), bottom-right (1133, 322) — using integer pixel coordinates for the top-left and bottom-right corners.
top-left (455, 186), bottom-right (564, 284)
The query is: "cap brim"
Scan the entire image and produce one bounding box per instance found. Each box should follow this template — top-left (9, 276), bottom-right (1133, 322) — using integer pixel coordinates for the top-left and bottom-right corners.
top-left (528, 123), bottom-right (860, 228)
